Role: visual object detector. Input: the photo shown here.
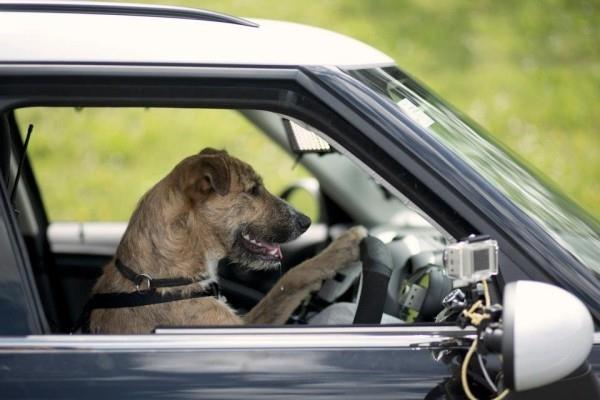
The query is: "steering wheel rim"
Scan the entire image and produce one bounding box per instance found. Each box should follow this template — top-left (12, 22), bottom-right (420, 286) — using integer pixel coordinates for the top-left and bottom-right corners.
top-left (352, 236), bottom-right (394, 324)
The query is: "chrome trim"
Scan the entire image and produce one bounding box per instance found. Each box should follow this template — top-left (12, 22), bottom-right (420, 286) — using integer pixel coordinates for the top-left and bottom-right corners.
top-left (0, 326), bottom-right (473, 352)
top-left (594, 332), bottom-right (600, 344)
top-left (153, 325), bottom-right (469, 335)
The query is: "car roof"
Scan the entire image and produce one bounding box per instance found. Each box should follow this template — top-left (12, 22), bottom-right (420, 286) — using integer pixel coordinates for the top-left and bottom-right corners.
top-left (0, 1), bottom-right (394, 68)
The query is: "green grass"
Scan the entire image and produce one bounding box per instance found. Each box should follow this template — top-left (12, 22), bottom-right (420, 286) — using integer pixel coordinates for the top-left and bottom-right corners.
top-left (16, 0), bottom-right (600, 221)
top-left (16, 108), bottom-right (312, 220)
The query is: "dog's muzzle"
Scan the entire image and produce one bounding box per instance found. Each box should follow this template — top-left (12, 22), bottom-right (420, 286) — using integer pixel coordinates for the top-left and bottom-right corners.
top-left (237, 208), bottom-right (311, 263)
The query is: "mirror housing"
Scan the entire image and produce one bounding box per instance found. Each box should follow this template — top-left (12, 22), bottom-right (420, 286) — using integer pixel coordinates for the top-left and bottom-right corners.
top-left (502, 281), bottom-right (594, 391)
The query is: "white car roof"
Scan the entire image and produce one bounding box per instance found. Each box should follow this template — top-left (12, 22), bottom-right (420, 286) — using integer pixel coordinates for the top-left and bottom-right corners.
top-left (0, 1), bottom-right (394, 68)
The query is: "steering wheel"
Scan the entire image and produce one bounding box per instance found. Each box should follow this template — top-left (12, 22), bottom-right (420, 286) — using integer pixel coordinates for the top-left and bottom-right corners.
top-left (352, 236), bottom-right (394, 324)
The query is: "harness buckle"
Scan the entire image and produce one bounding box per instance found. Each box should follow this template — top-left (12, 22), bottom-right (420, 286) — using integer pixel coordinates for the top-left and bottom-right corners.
top-left (135, 273), bottom-right (153, 293)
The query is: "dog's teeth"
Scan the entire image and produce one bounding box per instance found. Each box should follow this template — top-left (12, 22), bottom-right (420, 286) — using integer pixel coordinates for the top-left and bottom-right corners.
top-left (269, 248), bottom-right (278, 255)
top-left (243, 233), bottom-right (250, 241)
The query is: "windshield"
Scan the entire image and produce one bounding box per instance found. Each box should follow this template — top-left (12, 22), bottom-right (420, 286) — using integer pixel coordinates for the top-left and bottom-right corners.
top-left (347, 66), bottom-right (600, 275)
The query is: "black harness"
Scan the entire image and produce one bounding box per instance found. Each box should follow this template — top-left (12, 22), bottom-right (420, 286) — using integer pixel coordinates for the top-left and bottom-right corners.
top-left (72, 259), bottom-right (220, 333)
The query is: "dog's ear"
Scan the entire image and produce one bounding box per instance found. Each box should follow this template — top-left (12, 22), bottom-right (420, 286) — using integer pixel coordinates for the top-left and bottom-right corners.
top-left (194, 153), bottom-right (231, 196)
top-left (199, 147), bottom-right (228, 157)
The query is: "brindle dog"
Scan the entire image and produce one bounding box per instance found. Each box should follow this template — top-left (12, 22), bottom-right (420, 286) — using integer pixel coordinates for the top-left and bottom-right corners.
top-left (90, 148), bottom-right (366, 333)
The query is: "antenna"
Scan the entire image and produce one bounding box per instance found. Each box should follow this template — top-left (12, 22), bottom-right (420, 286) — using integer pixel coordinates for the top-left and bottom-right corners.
top-left (10, 124), bottom-right (34, 204)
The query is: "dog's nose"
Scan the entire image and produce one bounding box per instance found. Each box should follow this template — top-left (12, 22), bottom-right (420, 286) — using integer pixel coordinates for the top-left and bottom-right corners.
top-left (295, 212), bottom-right (312, 232)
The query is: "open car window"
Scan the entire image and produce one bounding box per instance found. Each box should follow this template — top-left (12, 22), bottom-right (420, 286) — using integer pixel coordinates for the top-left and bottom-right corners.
top-left (9, 106), bottom-right (464, 334)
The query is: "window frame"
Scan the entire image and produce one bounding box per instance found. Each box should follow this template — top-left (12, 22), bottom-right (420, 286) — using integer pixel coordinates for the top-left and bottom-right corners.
top-left (3, 63), bottom-right (584, 336)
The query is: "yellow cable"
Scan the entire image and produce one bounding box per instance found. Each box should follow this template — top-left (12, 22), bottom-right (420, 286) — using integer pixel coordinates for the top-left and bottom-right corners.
top-left (460, 279), bottom-right (511, 400)
top-left (461, 337), bottom-right (511, 400)
top-left (461, 337), bottom-right (479, 400)
top-left (468, 312), bottom-right (491, 326)
top-left (468, 300), bottom-right (483, 314)
top-left (462, 300), bottom-right (486, 326)
top-left (482, 279), bottom-right (491, 307)
top-left (492, 389), bottom-right (510, 400)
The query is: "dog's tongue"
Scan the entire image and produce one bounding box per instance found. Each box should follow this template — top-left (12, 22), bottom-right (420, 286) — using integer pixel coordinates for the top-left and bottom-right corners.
top-left (262, 242), bottom-right (282, 259)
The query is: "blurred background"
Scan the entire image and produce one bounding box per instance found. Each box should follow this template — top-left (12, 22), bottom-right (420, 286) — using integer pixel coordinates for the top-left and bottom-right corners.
top-left (18, 0), bottom-right (600, 222)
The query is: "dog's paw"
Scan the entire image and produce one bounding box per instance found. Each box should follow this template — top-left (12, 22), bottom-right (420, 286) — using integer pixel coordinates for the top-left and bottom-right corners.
top-left (334, 225), bottom-right (368, 247)
top-left (287, 226), bottom-right (368, 288)
top-left (324, 225), bottom-right (368, 261)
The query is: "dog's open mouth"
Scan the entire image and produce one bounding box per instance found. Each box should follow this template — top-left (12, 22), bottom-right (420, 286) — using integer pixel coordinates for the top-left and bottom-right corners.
top-left (240, 232), bottom-right (283, 261)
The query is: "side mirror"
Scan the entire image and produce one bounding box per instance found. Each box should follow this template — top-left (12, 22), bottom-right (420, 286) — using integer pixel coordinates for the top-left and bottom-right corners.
top-left (502, 281), bottom-right (594, 391)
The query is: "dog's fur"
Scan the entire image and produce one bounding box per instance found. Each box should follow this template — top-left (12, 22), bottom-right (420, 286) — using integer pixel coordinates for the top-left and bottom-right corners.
top-left (89, 148), bottom-right (366, 333)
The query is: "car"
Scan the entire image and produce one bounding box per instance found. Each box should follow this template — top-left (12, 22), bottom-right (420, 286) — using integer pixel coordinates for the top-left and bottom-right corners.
top-left (0, 1), bottom-right (599, 399)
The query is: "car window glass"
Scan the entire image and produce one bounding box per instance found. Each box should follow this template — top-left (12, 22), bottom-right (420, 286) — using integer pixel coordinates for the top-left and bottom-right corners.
top-left (347, 67), bottom-right (600, 276)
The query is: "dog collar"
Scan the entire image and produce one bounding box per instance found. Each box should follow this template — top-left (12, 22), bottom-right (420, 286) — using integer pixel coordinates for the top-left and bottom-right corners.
top-left (115, 258), bottom-right (199, 292)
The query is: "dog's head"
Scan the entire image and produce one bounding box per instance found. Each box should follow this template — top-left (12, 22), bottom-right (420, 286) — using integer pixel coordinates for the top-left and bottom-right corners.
top-left (172, 148), bottom-right (311, 270)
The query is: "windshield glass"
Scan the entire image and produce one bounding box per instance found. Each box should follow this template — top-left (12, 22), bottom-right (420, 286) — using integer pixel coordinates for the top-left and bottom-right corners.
top-left (347, 66), bottom-right (600, 275)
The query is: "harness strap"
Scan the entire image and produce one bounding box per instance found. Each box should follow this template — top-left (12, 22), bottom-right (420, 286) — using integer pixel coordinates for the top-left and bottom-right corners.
top-left (115, 258), bottom-right (195, 290)
top-left (71, 282), bottom-right (220, 333)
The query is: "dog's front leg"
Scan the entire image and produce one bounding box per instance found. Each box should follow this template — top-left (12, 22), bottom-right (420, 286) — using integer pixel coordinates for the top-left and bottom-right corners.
top-left (243, 226), bottom-right (367, 325)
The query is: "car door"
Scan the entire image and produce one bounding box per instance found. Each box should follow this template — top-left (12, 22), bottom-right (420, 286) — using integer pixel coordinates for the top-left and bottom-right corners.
top-left (0, 327), bottom-right (460, 399)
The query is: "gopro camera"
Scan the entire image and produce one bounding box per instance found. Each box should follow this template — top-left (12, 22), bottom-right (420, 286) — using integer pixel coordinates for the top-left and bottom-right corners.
top-left (443, 235), bottom-right (498, 282)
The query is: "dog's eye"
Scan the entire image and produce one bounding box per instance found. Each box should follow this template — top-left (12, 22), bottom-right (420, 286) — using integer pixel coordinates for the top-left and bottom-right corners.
top-left (248, 185), bottom-right (261, 196)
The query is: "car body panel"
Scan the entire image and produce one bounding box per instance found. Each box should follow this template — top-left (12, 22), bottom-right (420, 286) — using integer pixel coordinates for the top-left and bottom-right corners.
top-left (0, 327), bottom-right (460, 399)
top-left (0, 347), bottom-right (447, 399)
top-left (0, 10), bottom-right (393, 67)
top-left (0, 330), bottom-right (596, 399)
